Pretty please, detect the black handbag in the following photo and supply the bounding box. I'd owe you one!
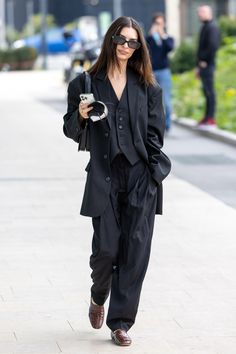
[78,71,91,151]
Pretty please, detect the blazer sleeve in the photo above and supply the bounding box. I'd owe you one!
[63,75,87,143]
[146,84,171,185]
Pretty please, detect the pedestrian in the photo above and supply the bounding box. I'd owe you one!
[146,12,174,132]
[63,16,171,346]
[196,5,220,127]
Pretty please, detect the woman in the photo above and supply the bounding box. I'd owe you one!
[146,12,174,132]
[63,16,171,346]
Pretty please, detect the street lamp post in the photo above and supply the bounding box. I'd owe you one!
[6,0,15,32]
[40,0,48,70]
[26,0,34,37]
[113,0,122,19]
[0,0,6,48]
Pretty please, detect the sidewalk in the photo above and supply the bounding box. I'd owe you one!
[173,116,236,147]
[0,71,236,354]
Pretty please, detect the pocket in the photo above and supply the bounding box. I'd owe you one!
[146,166,157,195]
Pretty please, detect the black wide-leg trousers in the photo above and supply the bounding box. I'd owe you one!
[200,65,216,119]
[89,154,157,331]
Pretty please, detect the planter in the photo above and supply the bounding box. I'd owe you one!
[19,60,35,70]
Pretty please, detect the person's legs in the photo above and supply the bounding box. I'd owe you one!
[200,65,216,121]
[154,69,173,131]
[106,160,157,331]
[90,202,120,306]
[90,157,123,306]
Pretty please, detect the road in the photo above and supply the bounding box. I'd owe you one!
[165,125,236,209]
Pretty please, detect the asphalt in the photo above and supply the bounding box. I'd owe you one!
[0,70,236,354]
[165,123,236,209]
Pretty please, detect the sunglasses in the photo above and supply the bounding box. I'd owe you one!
[112,35,141,50]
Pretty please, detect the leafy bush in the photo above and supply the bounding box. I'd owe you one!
[0,47,37,70]
[173,41,236,133]
[170,40,197,73]
[218,16,236,38]
[21,14,56,37]
[6,26,20,44]
[15,47,37,62]
[2,49,15,64]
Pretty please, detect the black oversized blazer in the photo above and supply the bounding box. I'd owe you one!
[63,67,171,217]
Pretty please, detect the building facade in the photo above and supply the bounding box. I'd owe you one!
[166,0,236,44]
[7,0,165,34]
[4,0,236,42]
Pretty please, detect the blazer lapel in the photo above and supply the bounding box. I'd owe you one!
[92,71,111,130]
[127,67,140,137]
[91,68,140,132]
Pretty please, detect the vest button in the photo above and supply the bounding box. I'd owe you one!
[119,116,123,121]
[104,132,109,137]
[105,176,111,182]
[103,154,108,159]
[118,125,123,129]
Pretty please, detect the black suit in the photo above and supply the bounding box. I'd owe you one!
[197,20,220,67]
[63,68,171,217]
[197,20,220,119]
[63,67,171,331]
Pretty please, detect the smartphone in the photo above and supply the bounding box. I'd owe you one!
[80,93,95,104]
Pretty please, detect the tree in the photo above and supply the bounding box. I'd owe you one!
[21,14,57,37]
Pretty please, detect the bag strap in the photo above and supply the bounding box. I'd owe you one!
[84,71,91,93]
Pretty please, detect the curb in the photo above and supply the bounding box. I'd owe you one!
[173,117,236,148]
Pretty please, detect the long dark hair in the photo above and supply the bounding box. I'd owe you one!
[89,16,155,85]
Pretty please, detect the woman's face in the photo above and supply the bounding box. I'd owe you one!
[115,26,139,62]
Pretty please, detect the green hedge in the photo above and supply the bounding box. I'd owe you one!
[170,40,197,74]
[172,42,236,132]
[0,46,37,70]
[218,16,236,38]
[170,16,236,74]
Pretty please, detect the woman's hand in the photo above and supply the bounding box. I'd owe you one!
[79,102,93,119]
[149,23,158,36]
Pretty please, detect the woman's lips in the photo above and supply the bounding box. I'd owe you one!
[118,49,129,55]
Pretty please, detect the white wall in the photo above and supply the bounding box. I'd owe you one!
[165,0,181,45]
[228,0,236,15]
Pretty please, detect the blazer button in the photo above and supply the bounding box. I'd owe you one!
[105,176,111,182]
[103,154,108,159]
[118,125,123,129]
[104,132,109,137]
[119,116,123,121]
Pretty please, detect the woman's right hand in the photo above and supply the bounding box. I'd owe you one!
[79,101,93,119]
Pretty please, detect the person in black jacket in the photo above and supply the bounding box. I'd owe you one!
[196,5,220,127]
[63,16,171,346]
[146,13,174,131]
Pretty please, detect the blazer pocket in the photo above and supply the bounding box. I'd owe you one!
[85,161,91,172]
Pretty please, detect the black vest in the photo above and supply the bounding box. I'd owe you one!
[108,81,139,165]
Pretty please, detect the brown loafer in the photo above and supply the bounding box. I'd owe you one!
[88,298,104,329]
[111,329,132,346]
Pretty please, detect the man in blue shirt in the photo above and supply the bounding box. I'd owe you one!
[146,13,174,132]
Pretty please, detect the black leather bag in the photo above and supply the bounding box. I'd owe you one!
[78,71,91,151]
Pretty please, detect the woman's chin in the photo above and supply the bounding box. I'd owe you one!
[117,54,130,62]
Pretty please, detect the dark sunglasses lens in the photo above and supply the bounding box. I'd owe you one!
[113,35,140,49]
[113,35,125,45]
[128,41,141,49]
